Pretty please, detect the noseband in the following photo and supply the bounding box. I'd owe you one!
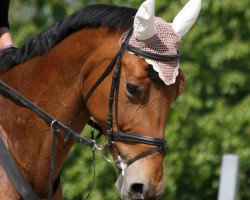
[84,29,180,170]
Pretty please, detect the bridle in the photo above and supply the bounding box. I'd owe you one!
[0,28,180,200]
[84,28,181,173]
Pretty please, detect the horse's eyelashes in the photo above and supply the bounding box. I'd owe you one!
[126,83,142,97]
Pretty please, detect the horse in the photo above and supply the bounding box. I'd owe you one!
[0,0,201,199]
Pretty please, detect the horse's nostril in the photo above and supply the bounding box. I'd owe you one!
[131,183,144,194]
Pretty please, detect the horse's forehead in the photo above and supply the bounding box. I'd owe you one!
[123,53,149,79]
[123,52,147,68]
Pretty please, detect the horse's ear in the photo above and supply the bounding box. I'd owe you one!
[133,0,156,40]
[172,0,202,38]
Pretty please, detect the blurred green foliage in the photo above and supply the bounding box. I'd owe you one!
[8,0,250,199]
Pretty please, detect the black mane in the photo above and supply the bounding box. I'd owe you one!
[0,4,136,70]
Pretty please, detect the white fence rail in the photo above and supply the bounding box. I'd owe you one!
[218,154,240,200]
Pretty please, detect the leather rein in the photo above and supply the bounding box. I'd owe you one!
[0,28,180,200]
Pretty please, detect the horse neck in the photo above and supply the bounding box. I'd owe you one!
[0,27,119,196]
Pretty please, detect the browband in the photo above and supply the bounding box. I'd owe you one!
[123,43,181,62]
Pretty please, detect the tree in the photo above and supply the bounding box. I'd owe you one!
[161,0,250,199]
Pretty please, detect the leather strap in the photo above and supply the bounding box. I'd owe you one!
[0,80,97,149]
[127,146,164,166]
[84,49,122,104]
[84,29,134,105]
[112,132,166,149]
[0,137,61,200]
[124,43,181,62]
[0,137,40,200]
[48,125,57,200]
[111,132,166,165]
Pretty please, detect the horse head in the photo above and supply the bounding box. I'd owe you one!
[84,0,201,199]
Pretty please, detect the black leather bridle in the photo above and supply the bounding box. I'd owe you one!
[84,29,181,170]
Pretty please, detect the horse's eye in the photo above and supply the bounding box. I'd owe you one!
[126,83,142,97]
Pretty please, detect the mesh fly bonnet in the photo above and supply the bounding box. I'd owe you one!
[119,0,201,85]
[120,17,181,85]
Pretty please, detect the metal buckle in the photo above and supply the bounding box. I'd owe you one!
[101,142,117,163]
[50,120,58,132]
[91,140,104,151]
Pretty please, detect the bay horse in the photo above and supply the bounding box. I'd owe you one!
[0,0,201,199]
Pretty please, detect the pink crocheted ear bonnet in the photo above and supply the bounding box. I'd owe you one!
[120,0,201,85]
[120,17,181,85]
